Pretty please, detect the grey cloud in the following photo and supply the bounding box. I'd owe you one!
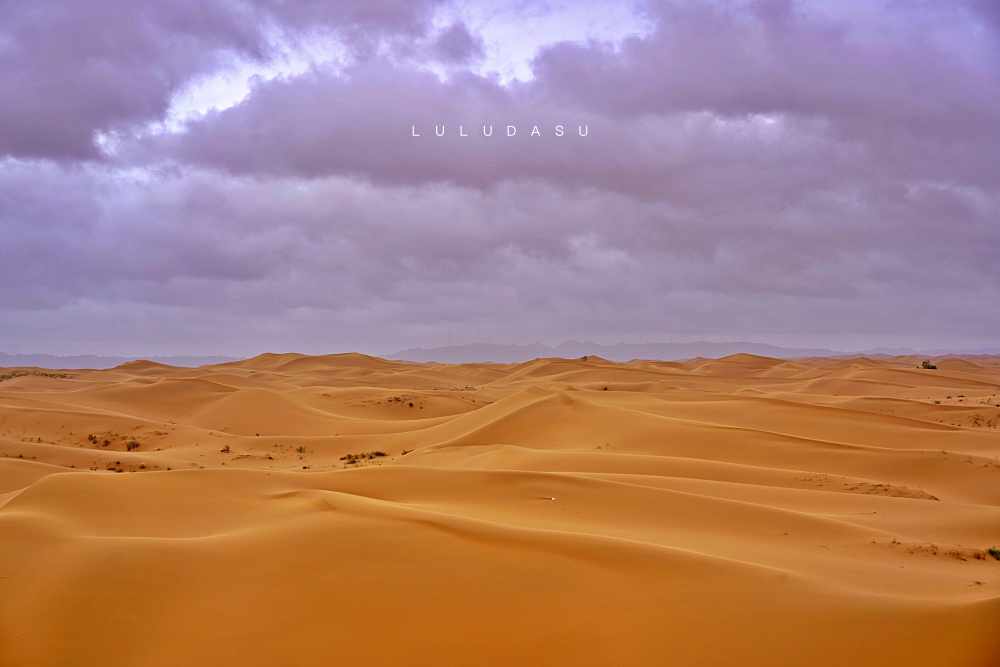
[0,1,263,160]
[154,63,784,200]
[0,0,446,160]
[530,1,1000,180]
[153,0,1000,203]
[1,160,997,351]
[256,0,441,32]
[431,22,485,63]
[967,0,1000,35]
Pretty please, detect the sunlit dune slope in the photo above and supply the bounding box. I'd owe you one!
[1,353,999,666]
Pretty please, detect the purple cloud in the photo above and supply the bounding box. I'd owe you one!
[0,0,998,356]
[431,21,485,63]
[0,0,446,160]
[144,0,999,199]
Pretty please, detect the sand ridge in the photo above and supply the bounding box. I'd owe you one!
[1,353,999,665]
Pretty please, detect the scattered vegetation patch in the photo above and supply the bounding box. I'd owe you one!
[85,432,114,447]
[125,439,140,451]
[920,360,937,370]
[377,394,422,409]
[220,444,231,454]
[968,414,997,429]
[0,370,73,382]
[843,481,939,501]
[340,450,388,464]
[880,540,996,562]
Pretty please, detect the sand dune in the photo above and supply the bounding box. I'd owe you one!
[1,354,999,665]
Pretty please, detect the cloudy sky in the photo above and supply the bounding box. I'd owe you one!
[1,0,998,357]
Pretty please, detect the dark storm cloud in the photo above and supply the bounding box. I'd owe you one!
[0,0,445,160]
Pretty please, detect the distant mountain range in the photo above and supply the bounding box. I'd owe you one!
[386,341,1000,364]
[0,352,237,369]
[3,341,998,370]
[386,341,841,363]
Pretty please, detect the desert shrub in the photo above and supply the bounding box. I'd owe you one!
[988,547,1000,561]
[125,440,140,451]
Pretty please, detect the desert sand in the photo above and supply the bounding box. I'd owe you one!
[1,352,999,666]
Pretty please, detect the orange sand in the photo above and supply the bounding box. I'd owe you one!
[1,352,999,665]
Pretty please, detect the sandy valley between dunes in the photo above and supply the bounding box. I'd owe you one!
[1,352,999,666]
